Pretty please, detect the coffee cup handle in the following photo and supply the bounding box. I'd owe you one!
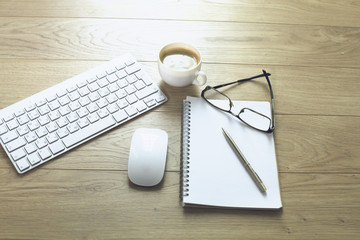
[192,71,207,86]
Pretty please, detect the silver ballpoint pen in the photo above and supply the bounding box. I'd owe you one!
[222,128,267,192]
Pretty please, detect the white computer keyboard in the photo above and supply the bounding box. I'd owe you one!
[0,53,167,174]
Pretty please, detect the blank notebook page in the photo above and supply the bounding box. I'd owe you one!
[181,96,282,209]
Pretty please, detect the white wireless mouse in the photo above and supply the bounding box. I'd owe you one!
[128,128,168,187]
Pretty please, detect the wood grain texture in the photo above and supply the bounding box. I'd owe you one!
[0,18,360,67]
[0,0,359,27]
[0,170,358,239]
[0,0,359,239]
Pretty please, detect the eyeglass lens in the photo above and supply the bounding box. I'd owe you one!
[202,87,232,111]
[203,87,271,132]
[238,108,271,132]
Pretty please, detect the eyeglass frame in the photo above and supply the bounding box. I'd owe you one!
[200,70,275,133]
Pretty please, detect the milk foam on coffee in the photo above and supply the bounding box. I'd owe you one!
[163,54,197,71]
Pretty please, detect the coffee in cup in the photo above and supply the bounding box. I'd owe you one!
[158,43,207,87]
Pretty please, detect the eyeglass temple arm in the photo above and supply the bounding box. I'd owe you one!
[262,70,275,131]
[212,72,271,89]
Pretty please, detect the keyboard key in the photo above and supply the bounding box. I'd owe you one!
[78,87,90,97]
[46,122,58,133]
[3,114,14,122]
[38,105,50,115]
[56,117,69,128]
[77,108,89,118]
[97,109,109,118]
[39,147,52,160]
[28,153,41,165]
[89,92,100,102]
[125,63,140,75]
[16,158,30,171]
[57,128,69,138]
[36,127,48,138]
[98,78,109,88]
[96,99,108,109]
[25,132,37,143]
[25,104,36,112]
[46,133,59,144]
[25,143,37,154]
[136,86,158,100]
[14,109,25,117]
[57,89,67,97]
[59,106,71,116]
[125,106,137,117]
[28,109,40,120]
[48,100,61,111]
[0,125,8,135]
[11,148,26,161]
[87,113,99,123]
[78,118,90,128]
[113,110,128,123]
[28,120,40,131]
[88,82,99,92]
[36,138,48,149]
[69,91,80,101]
[38,116,50,126]
[6,137,26,152]
[49,141,65,155]
[48,111,61,121]
[67,112,79,123]
[36,99,47,107]
[6,119,18,130]
[1,131,18,144]
[17,124,28,136]
[79,97,91,107]
[17,114,30,125]
[59,95,70,106]
[136,101,147,112]
[67,123,80,133]
[86,76,97,84]
[116,69,127,79]
[96,71,107,79]
[62,115,115,148]
[107,74,118,83]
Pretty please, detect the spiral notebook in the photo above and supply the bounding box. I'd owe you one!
[181,96,282,209]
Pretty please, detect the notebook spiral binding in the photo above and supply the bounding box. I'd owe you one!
[180,100,191,198]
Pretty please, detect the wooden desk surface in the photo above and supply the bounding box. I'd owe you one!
[0,1,359,239]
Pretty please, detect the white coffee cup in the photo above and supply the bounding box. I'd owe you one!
[158,43,207,87]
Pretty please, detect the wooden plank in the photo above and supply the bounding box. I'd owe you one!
[1,60,359,116]
[0,170,358,239]
[1,110,359,174]
[0,0,359,27]
[0,18,360,67]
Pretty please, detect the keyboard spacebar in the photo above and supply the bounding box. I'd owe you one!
[62,116,116,148]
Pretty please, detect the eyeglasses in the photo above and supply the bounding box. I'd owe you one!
[201,70,275,133]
